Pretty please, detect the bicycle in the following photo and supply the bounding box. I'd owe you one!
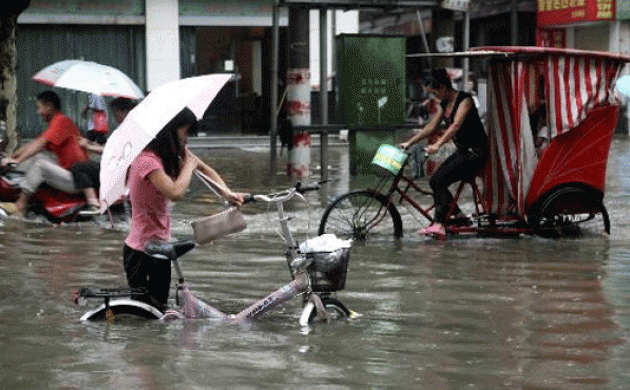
[318,144,512,240]
[75,182,357,325]
[319,142,610,239]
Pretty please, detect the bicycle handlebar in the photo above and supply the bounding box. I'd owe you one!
[247,182,322,204]
[295,181,321,194]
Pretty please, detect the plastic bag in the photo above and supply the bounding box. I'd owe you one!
[299,234,352,253]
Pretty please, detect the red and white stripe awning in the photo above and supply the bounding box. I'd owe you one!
[478,47,626,217]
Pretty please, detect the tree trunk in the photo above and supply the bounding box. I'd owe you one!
[0,1,31,153]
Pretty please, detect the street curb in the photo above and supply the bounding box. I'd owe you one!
[188,133,348,150]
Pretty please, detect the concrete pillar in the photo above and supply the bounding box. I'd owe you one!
[146,0,181,91]
[287,7,311,179]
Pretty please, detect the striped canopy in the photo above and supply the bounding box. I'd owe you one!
[475,47,629,217]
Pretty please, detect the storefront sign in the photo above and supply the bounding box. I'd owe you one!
[537,28,567,47]
[537,0,614,26]
[441,0,471,11]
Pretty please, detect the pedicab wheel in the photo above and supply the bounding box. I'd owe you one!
[301,297,351,325]
[319,190,403,240]
[80,299,163,321]
[528,186,610,237]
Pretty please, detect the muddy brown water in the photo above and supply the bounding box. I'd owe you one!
[1,139,630,389]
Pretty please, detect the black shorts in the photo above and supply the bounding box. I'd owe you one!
[123,244,172,312]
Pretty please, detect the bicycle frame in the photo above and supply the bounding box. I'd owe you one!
[175,186,318,322]
[371,154,512,235]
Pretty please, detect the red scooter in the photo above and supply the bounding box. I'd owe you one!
[0,164,126,223]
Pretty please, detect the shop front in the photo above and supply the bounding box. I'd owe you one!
[536,0,615,49]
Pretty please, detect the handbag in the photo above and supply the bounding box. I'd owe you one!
[191,207,246,244]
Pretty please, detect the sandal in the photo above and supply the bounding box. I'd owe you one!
[0,202,19,216]
[418,224,433,235]
[423,223,446,239]
[78,204,100,216]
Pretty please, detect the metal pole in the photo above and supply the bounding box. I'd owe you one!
[462,10,470,91]
[270,0,280,176]
[320,7,329,182]
[511,0,518,46]
[415,9,432,69]
[415,9,431,54]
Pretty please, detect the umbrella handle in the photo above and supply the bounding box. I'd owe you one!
[194,170,230,204]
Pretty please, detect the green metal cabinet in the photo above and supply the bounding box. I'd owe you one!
[336,34,406,175]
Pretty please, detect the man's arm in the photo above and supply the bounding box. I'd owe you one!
[6,138,47,165]
[77,137,104,155]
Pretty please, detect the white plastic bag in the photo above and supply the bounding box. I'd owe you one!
[299,234,352,254]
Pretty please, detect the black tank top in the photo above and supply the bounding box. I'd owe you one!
[441,91,487,152]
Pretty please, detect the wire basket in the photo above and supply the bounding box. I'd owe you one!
[304,248,350,293]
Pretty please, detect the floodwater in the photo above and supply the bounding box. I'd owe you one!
[2,138,630,390]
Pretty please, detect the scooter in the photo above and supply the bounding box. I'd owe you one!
[0,164,128,223]
[0,120,129,223]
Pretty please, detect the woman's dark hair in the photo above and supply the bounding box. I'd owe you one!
[424,68,452,90]
[110,97,138,112]
[36,90,62,111]
[146,107,198,178]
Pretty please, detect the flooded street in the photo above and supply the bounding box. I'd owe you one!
[2,137,630,389]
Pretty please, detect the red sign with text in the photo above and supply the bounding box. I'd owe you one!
[537,28,567,47]
[537,0,614,26]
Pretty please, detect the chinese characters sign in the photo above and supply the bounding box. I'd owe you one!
[537,0,614,26]
[537,28,567,47]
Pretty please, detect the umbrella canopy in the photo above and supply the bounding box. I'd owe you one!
[98,73,234,212]
[33,60,144,99]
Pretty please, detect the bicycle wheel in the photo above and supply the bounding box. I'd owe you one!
[300,297,351,325]
[528,186,610,237]
[80,299,163,321]
[319,190,403,240]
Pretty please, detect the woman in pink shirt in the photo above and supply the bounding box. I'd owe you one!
[124,107,245,311]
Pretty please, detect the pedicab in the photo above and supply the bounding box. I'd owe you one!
[319,46,630,238]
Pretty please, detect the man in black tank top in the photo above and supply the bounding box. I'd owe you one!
[400,69,488,238]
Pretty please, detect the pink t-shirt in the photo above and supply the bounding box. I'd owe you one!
[125,150,171,251]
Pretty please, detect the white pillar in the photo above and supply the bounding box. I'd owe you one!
[146,0,181,91]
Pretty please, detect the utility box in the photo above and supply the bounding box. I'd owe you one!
[336,34,406,175]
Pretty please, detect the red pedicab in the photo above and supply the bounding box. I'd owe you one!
[319,46,630,239]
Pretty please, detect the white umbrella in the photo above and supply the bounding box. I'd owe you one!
[33,60,144,99]
[98,73,234,212]
[616,74,630,98]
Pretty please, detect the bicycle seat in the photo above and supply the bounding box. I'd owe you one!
[145,240,196,260]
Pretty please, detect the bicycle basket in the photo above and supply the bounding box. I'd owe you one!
[305,248,350,293]
[371,144,408,177]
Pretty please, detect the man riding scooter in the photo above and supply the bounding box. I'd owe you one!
[1,90,95,217]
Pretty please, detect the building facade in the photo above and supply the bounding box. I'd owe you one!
[16,0,358,138]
